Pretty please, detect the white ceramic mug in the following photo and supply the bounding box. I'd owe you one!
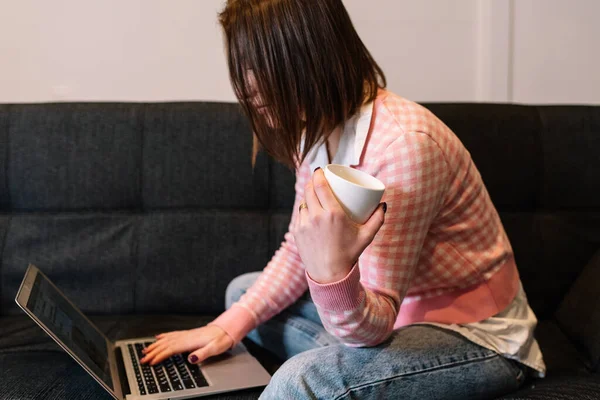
[323,164,385,224]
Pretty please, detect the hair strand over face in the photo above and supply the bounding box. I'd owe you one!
[219,0,386,170]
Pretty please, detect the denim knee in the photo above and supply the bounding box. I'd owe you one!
[260,348,328,400]
[225,272,262,310]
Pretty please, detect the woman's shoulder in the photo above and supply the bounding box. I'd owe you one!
[374,90,443,137]
[366,90,467,170]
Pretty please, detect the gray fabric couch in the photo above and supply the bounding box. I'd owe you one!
[0,102,599,399]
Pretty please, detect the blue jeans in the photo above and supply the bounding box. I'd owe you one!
[226,272,526,400]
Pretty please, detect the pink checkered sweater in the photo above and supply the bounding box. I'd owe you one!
[211,90,520,347]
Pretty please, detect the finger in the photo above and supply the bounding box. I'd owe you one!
[141,344,163,360]
[304,176,324,219]
[141,343,169,363]
[360,203,386,241]
[292,199,303,233]
[188,336,230,364]
[298,195,310,226]
[312,168,343,212]
[141,353,158,364]
[147,342,169,356]
[149,347,176,366]
[145,339,171,356]
[143,340,163,354]
[143,336,171,353]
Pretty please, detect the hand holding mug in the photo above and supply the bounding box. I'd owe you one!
[292,165,386,284]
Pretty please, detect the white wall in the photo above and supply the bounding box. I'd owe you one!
[0,0,598,104]
[512,0,600,104]
[0,0,233,103]
[345,1,480,102]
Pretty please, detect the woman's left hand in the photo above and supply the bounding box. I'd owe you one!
[292,168,386,284]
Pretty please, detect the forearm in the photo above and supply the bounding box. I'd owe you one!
[307,265,398,347]
[212,163,312,344]
[211,230,308,344]
[239,232,309,325]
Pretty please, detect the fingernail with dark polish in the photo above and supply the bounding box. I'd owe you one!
[189,355,198,363]
[383,202,388,214]
[314,167,321,172]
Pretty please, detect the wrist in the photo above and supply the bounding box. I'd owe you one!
[306,263,353,284]
[306,264,364,312]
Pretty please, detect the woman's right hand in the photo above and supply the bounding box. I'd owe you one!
[140,325,233,366]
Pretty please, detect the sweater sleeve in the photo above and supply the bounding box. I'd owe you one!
[210,162,311,344]
[306,132,450,347]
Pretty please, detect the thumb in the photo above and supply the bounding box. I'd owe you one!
[188,335,232,364]
[360,202,386,241]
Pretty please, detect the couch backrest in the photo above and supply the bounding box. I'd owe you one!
[1,102,599,319]
[0,103,285,317]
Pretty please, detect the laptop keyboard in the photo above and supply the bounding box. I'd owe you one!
[127,342,209,395]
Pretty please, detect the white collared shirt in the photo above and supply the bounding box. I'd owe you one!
[302,101,374,171]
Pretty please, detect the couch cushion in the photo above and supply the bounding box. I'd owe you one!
[500,212,600,319]
[0,105,8,209]
[0,315,215,354]
[496,319,599,399]
[534,320,590,374]
[0,216,8,303]
[142,102,269,210]
[0,351,263,400]
[269,162,296,212]
[0,351,113,400]
[136,211,270,315]
[269,213,292,257]
[7,103,143,211]
[556,249,600,371]
[538,106,600,210]
[0,315,268,400]
[1,211,272,317]
[496,320,599,399]
[498,373,600,400]
[1,214,137,316]
[2,102,274,213]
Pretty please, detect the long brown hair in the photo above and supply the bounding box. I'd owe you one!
[219,0,386,169]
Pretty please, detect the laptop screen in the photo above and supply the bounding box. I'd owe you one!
[26,272,114,389]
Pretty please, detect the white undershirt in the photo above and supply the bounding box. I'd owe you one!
[422,283,546,377]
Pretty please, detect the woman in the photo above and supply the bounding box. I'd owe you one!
[142,1,545,398]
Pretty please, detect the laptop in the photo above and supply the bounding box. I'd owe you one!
[15,264,271,400]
